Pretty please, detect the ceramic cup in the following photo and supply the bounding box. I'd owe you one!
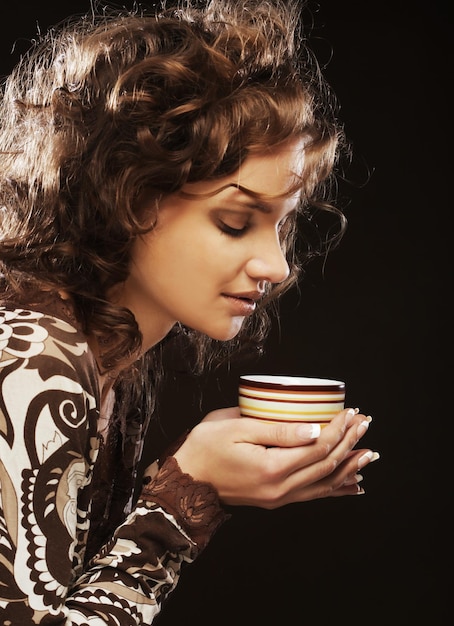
[239,374,345,427]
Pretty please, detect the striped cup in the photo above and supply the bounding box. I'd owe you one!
[239,375,345,427]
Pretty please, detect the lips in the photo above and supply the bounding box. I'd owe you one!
[221,291,263,316]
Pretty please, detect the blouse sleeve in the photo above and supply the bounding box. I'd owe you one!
[0,307,228,625]
[71,457,228,624]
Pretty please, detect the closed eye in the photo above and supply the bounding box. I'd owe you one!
[218,221,251,237]
[215,209,252,238]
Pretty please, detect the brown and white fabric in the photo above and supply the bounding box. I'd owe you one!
[0,298,227,625]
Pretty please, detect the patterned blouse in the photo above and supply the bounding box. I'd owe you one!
[0,297,227,625]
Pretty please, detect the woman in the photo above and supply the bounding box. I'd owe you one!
[0,1,379,624]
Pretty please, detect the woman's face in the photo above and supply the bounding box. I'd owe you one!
[117,138,306,349]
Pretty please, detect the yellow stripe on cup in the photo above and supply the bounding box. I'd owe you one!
[239,374,345,424]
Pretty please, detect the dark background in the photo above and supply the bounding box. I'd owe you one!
[1,2,451,624]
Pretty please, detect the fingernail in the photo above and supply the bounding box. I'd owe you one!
[345,408,356,426]
[357,417,372,438]
[343,473,363,486]
[296,423,321,440]
[357,450,380,469]
[355,485,366,495]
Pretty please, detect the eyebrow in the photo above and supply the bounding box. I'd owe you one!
[178,182,294,213]
[225,183,274,214]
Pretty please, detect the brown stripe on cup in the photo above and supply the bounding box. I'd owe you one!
[239,375,345,425]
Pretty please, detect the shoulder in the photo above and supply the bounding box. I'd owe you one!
[0,300,96,369]
[0,301,99,403]
[0,302,100,460]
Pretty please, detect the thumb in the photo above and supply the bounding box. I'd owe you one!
[240,417,321,448]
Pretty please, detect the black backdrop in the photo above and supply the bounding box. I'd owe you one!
[1,2,451,624]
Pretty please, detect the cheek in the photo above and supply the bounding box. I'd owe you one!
[136,222,237,289]
[151,236,211,296]
[170,228,226,272]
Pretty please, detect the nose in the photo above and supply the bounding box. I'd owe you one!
[245,234,290,285]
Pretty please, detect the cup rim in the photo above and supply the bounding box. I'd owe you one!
[239,374,345,392]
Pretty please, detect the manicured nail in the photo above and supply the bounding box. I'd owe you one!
[345,408,356,426]
[357,417,372,438]
[297,422,321,440]
[343,473,363,486]
[357,450,380,469]
[355,485,366,495]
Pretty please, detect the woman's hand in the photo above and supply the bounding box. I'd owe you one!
[173,407,379,508]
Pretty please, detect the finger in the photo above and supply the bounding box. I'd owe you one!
[309,450,381,499]
[303,408,370,464]
[261,429,378,504]
[341,473,363,487]
[254,407,359,470]
[280,448,380,505]
[241,406,362,447]
[237,416,322,447]
[328,483,366,497]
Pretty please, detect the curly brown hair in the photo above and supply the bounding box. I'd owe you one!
[0,0,347,385]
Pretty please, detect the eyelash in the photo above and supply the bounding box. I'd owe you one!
[218,215,293,239]
[218,221,250,238]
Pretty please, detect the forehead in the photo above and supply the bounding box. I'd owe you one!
[184,138,307,200]
[238,139,306,176]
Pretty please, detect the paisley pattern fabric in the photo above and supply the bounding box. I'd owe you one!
[0,300,227,625]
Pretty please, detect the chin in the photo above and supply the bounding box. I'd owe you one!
[208,322,244,342]
[188,317,245,342]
